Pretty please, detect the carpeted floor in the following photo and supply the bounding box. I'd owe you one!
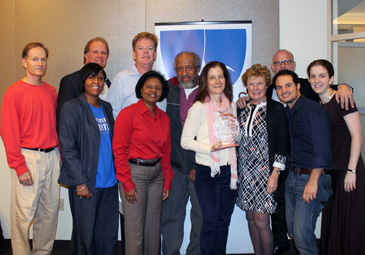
[0,239,302,255]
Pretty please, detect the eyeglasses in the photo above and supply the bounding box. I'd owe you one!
[273,60,294,66]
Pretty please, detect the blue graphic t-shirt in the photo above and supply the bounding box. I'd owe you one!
[89,103,117,188]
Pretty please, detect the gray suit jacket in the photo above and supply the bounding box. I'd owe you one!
[58,94,115,190]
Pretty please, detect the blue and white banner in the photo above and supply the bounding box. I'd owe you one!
[155,21,252,100]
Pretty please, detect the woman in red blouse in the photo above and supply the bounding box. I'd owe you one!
[113,70,173,255]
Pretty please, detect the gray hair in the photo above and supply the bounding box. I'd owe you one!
[173,52,201,71]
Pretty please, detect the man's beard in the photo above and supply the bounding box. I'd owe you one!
[179,75,198,89]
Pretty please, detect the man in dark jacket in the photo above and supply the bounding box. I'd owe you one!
[161,52,203,255]
[56,37,111,130]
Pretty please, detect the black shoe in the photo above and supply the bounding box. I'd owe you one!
[273,243,290,255]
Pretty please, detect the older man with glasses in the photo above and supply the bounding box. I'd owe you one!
[268,49,353,108]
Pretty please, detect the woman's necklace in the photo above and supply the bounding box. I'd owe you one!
[320,89,336,105]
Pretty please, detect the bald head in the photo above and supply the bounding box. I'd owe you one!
[271,49,296,74]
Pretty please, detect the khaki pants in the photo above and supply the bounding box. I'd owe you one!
[10,148,60,255]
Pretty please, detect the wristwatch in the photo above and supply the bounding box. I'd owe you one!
[347,168,356,174]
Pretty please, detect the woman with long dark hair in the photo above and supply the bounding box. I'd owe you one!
[181,61,238,254]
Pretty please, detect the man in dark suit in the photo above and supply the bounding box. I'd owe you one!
[56,37,111,129]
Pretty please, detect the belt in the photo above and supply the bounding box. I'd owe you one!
[291,167,330,175]
[129,158,160,167]
[23,147,56,153]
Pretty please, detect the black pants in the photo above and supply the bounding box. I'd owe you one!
[69,184,119,255]
[120,213,125,255]
[271,169,289,248]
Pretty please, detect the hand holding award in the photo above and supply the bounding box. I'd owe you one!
[212,113,240,150]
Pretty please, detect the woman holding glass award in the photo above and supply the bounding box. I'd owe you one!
[181,61,239,255]
[236,64,288,255]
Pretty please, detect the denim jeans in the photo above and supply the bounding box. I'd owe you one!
[285,171,332,255]
[194,164,237,255]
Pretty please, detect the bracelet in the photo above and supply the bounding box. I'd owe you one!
[274,169,280,175]
[347,168,356,174]
[76,184,86,192]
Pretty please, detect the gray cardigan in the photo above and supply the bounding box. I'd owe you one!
[58,94,115,190]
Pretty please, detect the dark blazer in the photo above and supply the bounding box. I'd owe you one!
[56,70,83,131]
[266,99,289,172]
[237,99,289,172]
[58,94,115,190]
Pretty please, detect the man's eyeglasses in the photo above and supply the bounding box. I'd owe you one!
[273,60,294,66]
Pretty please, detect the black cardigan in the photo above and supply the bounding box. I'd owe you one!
[237,99,289,173]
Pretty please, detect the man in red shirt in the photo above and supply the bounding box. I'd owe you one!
[1,42,60,255]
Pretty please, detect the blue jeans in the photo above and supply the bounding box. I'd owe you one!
[195,164,237,255]
[285,171,332,255]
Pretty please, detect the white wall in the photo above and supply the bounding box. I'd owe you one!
[279,0,328,78]
[279,0,328,239]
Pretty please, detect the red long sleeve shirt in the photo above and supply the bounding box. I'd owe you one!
[113,99,173,192]
[1,80,59,176]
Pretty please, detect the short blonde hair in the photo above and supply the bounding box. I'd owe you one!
[132,32,158,50]
[242,64,271,87]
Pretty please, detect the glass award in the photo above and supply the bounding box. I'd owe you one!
[213,114,240,144]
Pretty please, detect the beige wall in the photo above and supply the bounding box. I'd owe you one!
[0,0,279,105]
[0,1,16,117]
[0,0,279,245]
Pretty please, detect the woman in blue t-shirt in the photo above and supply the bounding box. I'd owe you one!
[58,63,118,255]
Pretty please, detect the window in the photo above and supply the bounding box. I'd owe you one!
[329,0,365,109]
[329,0,365,156]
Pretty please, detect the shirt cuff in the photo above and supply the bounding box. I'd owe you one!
[15,163,29,177]
[122,179,135,193]
[311,157,329,169]
[273,162,285,171]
